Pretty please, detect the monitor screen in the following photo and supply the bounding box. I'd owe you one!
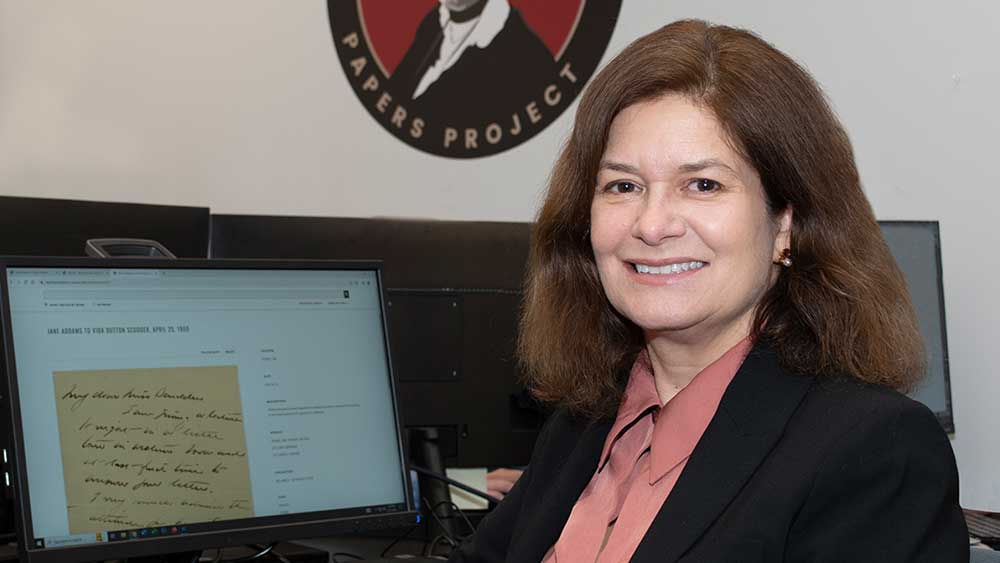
[0,258,416,563]
[879,221,954,432]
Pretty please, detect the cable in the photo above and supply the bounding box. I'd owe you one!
[192,545,281,563]
[380,522,420,558]
[378,496,478,559]
[217,543,276,563]
[422,496,458,556]
[431,500,475,539]
[268,550,292,563]
[425,500,475,560]
[410,465,499,505]
[426,534,457,558]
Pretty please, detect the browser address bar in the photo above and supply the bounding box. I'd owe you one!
[42,289,349,301]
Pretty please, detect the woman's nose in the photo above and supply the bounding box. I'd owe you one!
[632,192,686,245]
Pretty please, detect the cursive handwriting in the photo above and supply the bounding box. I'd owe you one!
[171,479,211,493]
[88,514,141,528]
[191,409,243,424]
[53,365,254,535]
[155,388,204,402]
[84,476,129,488]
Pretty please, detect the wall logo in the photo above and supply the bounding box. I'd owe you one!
[328,0,622,158]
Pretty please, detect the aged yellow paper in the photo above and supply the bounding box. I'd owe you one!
[52,366,253,534]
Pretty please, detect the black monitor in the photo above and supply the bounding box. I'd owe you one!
[879,221,955,432]
[0,257,417,563]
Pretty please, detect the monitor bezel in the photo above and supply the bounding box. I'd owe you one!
[0,256,418,563]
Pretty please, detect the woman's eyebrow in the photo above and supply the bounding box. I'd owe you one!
[599,158,738,176]
[598,160,641,174]
[676,158,738,175]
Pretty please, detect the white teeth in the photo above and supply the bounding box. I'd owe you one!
[633,261,705,275]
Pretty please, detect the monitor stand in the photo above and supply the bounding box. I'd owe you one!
[409,427,456,549]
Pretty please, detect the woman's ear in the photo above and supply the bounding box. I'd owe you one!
[772,206,793,261]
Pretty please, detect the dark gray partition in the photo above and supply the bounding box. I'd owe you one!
[0,196,210,258]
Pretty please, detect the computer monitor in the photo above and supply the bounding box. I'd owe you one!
[879,221,954,432]
[0,257,417,563]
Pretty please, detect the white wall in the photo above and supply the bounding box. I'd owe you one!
[1,1,998,510]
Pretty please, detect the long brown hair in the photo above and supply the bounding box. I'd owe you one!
[519,20,924,419]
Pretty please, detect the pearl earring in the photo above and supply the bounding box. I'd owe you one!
[776,248,792,268]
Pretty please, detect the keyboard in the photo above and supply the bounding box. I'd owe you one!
[966,511,1000,548]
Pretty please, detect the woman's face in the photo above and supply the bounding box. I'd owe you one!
[590,94,791,343]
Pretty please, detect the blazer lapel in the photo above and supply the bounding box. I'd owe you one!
[509,415,613,563]
[631,343,813,563]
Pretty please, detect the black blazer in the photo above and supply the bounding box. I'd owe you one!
[449,344,968,562]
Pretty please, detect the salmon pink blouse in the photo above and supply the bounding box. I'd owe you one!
[542,338,752,562]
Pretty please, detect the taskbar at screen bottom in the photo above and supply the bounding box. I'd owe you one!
[32,502,410,551]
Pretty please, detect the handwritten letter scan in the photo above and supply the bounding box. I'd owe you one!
[52,366,253,534]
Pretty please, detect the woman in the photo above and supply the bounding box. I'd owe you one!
[449,19,968,563]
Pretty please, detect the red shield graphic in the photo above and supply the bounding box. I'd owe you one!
[329,0,622,158]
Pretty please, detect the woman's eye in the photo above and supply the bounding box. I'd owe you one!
[689,178,721,193]
[606,181,638,194]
